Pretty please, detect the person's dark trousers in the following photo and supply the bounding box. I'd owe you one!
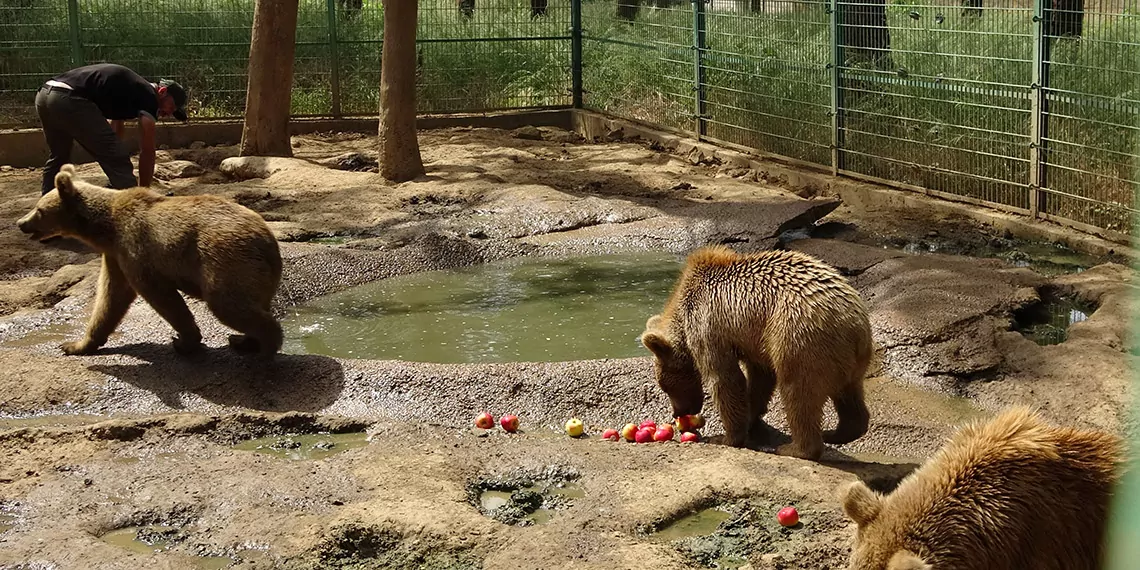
[35,85,137,195]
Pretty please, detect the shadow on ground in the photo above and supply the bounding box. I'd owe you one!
[88,343,345,412]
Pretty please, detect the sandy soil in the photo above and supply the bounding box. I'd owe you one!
[0,126,1134,569]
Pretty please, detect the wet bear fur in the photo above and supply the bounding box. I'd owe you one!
[841,406,1124,570]
[640,245,874,459]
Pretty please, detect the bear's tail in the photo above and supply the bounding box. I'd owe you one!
[54,164,77,194]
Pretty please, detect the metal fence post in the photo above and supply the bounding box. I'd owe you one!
[828,0,844,176]
[323,0,339,117]
[66,0,83,67]
[1028,0,1048,219]
[325,0,342,118]
[692,0,707,139]
[571,0,583,108]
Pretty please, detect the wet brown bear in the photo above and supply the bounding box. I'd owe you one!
[16,164,283,358]
[841,407,1123,570]
[640,245,873,459]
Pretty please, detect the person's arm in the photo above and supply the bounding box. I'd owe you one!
[137,113,156,187]
[109,119,125,140]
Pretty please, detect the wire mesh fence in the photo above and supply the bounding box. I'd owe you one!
[0,0,1135,235]
[582,0,1138,236]
[0,0,573,124]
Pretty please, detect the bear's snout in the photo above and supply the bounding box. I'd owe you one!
[16,213,36,234]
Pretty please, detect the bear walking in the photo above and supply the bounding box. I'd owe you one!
[640,245,873,459]
[16,164,284,358]
[840,407,1123,570]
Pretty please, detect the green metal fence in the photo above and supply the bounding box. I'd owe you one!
[0,0,1136,236]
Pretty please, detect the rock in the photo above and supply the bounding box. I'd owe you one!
[511,126,544,141]
[188,141,207,149]
[219,156,317,180]
[318,151,379,172]
[0,165,12,173]
[154,160,205,181]
[546,129,583,144]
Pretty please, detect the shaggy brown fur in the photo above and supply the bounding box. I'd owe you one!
[840,407,1124,570]
[640,245,873,459]
[16,164,283,358]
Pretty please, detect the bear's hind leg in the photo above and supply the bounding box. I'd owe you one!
[775,369,828,460]
[207,296,283,358]
[823,379,870,445]
[131,279,202,355]
[61,256,137,355]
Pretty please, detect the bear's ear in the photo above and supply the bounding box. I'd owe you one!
[645,314,664,331]
[887,550,930,570]
[840,481,883,526]
[54,168,79,201]
[640,330,673,360]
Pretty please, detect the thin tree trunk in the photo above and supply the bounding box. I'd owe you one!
[378,0,425,182]
[240,0,299,157]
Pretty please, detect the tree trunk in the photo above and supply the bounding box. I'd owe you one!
[240,0,299,157]
[379,0,425,182]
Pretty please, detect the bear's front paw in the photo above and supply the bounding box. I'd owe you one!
[776,442,823,461]
[60,340,96,356]
[171,335,203,355]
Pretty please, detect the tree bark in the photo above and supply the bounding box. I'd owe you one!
[240,0,299,157]
[378,0,425,182]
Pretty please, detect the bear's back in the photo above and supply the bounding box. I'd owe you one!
[887,408,1121,570]
[666,246,867,325]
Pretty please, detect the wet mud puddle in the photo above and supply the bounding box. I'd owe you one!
[653,507,733,541]
[469,468,584,526]
[1013,293,1096,345]
[232,432,369,460]
[281,252,685,363]
[99,525,234,568]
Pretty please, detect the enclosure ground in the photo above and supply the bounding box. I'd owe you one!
[0,126,1134,569]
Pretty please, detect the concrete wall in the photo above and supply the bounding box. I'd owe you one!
[0,109,573,169]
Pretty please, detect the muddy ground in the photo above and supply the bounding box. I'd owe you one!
[0,126,1135,570]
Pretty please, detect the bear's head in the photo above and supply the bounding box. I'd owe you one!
[840,481,931,570]
[639,314,703,417]
[17,165,109,245]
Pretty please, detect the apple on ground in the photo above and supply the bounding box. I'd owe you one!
[680,431,700,443]
[777,506,799,527]
[474,412,495,430]
[675,414,705,432]
[653,424,675,442]
[602,428,620,441]
[621,423,639,442]
[634,428,654,443]
[500,414,520,433]
[565,418,585,437]
[639,420,657,432]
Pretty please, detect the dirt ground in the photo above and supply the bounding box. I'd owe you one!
[0,126,1134,570]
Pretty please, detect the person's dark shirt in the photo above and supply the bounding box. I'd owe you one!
[52,63,159,121]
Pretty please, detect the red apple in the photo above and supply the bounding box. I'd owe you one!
[474,412,495,430]
[620,423,639,442]
[675,414,705,432]
[680,431,700,444]
[777,506,799,527]
[500,414,520,433]
[653,425,675,442]
[602,428,620,441]
[635,428,654,443]
[639,420,657,432]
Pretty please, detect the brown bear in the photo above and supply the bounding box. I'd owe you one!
[640,245,873,459]
[840,407,1123,570]
[16,164,283,358]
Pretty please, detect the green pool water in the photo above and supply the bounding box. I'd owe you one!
[281,252,685,363]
